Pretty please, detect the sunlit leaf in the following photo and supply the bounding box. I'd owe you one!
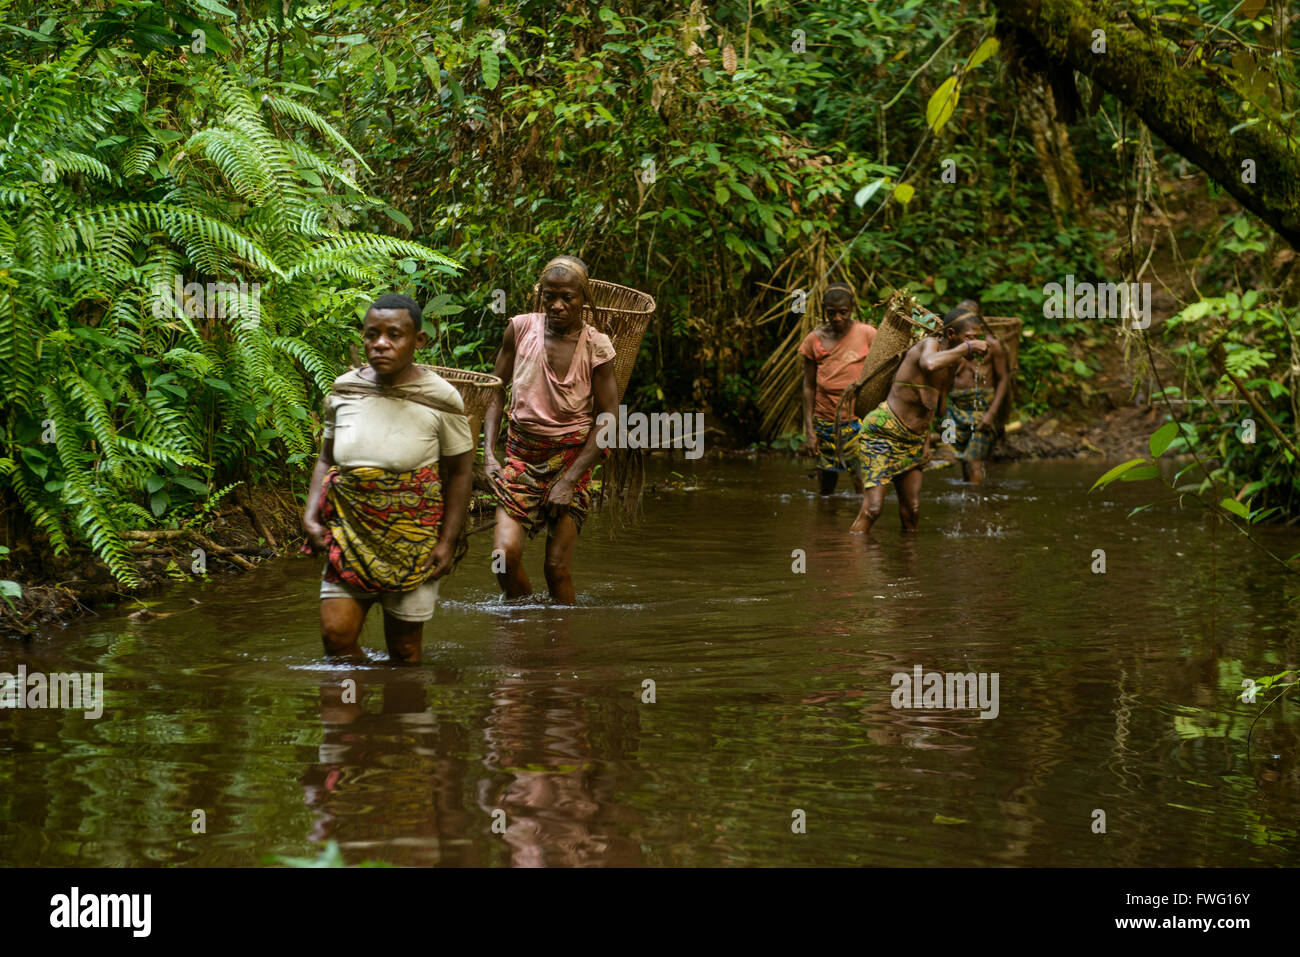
[1148,421,1178,457]
[1220,497,1250,518]
[966,37,999,69]
[1090,457,1148,491]
[925,76,959,132]
[420,54,441,92]
[1120,464,1160,482]
[933,814,968,825]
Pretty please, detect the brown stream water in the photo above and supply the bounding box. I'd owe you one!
[1,458,1297,866]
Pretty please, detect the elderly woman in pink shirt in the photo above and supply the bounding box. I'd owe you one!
[482,256,618,604]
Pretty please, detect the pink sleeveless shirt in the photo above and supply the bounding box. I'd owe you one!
[508,313,616,437]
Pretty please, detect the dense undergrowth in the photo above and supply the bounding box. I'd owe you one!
[1,0,1296,591]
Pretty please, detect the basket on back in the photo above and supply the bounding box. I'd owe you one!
[981,316,1022,426]
[836,290,931,422]
[580,280,656,402]
[425,365,503,443]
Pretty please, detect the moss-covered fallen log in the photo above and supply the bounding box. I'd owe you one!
[992,0,1300,248]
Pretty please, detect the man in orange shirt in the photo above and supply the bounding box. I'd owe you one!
[799,283,877,494]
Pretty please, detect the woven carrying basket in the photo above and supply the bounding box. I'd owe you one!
[981,316,1022,426]
[424,365,503,442]
[839,290,933,420]
[580,279,656,402]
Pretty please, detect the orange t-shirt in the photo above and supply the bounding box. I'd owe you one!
[798,321,877,421]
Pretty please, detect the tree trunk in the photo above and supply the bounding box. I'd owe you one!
[1015,71,1084,229]
[992,0,1300,249]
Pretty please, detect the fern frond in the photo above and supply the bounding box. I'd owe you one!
[46,149,116,183]
[310,234,460,271]
[263,93,372,173]
[65,373,123,478]
[2,459,71,555]
[113,436,206,469]
[62,203,285,277]
[121,138,158,178]
[271,335,334,393]
[184,127,276,204]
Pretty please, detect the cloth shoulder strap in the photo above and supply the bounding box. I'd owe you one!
[331,375,464,416]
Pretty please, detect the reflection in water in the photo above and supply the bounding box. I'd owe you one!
[477,616,641,867]
[303,673,480,865]
[297,616,641,866]
[1,459,1297,867]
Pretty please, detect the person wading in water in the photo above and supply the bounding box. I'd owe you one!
[944,300,1008,484]
[302,294,475,663]
[849,308,986,534]
[800,283,877,494]
[483,256,618,604]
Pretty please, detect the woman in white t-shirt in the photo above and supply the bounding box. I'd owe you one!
[302,294,474,663]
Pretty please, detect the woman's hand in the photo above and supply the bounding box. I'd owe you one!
[804,430,819,456]
[302,517,329,553]
[484,455,504,485]
[545,478,576,510]
[423,540,455,580]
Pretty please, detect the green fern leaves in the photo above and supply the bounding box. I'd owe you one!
[0,52,458,584]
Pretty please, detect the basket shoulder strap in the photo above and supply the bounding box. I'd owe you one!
[331,382,465,416]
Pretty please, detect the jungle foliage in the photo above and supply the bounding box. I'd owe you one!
[1,0,1297,584]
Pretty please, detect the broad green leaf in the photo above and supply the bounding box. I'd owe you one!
[730,180,755,201]
[150,490,170,517]
[192,0,237,16]
[893,183,915,204]
[0,581,21,599]
[480,47,500,89]
[420,54,441,91]
[173,476,209,495]
[966,37,999,69]
[1120,465,1160,482]
[1148,421,1179,457]
[1220,497,1249,518]
[925,76,959,132]
[384,207,413,231]
[714,183,730,205]
[383,56,397,92]
[1090,457,1148,491]
[1238,480,1266,499]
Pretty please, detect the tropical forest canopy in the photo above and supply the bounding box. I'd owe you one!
[1,0,1297,582]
